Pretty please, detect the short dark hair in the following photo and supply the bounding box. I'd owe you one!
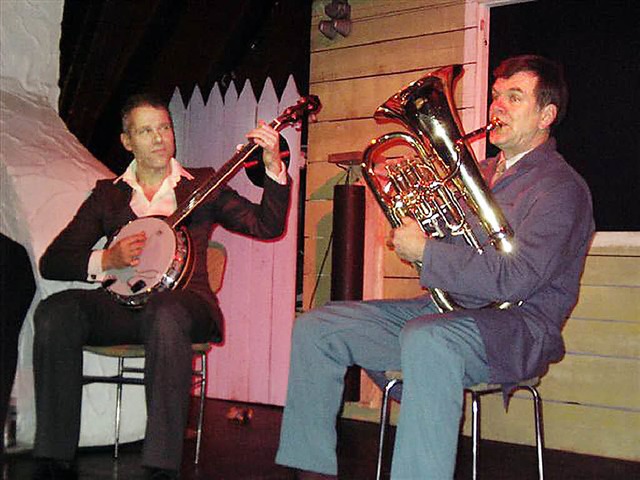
[493,55,568,127]
[120,93,170,133]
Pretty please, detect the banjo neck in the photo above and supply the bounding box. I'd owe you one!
[166,95,321,228]
[166,118,282,229]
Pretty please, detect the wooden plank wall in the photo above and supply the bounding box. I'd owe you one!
[305,0,476,310]
[453,236,640,461]
[306,0,639,462]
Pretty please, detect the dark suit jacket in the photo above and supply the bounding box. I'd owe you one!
[420,138,594,384]
[39,167,291,342]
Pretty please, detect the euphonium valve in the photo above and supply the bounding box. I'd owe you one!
[361,65,515,312]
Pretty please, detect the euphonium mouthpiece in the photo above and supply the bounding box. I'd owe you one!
[487,116,503,131]
[458,117,504,144]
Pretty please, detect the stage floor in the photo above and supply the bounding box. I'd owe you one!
[3,398,638,479]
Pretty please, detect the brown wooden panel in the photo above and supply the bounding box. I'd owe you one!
[311,1,468,52]
[362,195,387,300]
[356,371,384,409]
[343,395,640,461]
[384,244,420,278]
[303,199,334,243]
[563,317,640,358]
[572,285,640,322]
[461,396,640,461]
[302,271,332,311]
[540,355,640,410]
[383,277,427,299]
[590,245,640,256]
[582,254,640,286]
[301,193,332,305]
[303,232,333,278]
[307,117,395,166]
[312,0,465,22]
[310,30,468,83]
[305,161,351,201]
[588,232,640,256]
[311,66,475,122]
[303,202,333,274]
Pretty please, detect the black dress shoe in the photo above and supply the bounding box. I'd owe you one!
[32,459,78,480]
[145,467,179,479]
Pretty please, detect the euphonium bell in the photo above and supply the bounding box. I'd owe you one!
[361,65,514,312]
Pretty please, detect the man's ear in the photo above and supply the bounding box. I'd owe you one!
[539,104,558,130]
[120,132,133,152]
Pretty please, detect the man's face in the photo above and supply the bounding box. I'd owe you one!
[488,71,556,158]
[120,105,175,173]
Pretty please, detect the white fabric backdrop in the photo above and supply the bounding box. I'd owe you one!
[0,81,147,448]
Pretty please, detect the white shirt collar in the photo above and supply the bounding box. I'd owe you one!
[114,157,194,187]
[501,148,533,170]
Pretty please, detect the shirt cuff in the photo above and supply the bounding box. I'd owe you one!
[265,166,288,185]
[87,250,107,282]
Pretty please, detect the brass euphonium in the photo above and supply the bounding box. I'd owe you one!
[361,65,514,312]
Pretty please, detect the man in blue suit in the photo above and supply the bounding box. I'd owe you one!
[276,55,594,479]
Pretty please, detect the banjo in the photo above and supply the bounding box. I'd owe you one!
[104,95,321,307]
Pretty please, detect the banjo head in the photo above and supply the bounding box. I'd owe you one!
[105,217,191,306]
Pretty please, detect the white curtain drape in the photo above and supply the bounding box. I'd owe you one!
[1,82,147,448]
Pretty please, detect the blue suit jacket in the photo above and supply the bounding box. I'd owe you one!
[421,138,594,384]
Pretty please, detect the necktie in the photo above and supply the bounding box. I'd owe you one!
[490,156,507,187]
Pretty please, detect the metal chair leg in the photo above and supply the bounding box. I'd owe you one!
[194,351,207,465]
[373,376,544,480]
[85,345,210,465]
[521,385,544,479]
[114,356,125,459]
[471,392,481,480]
[376,378,402,480]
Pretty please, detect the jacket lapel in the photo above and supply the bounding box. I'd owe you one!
[174,172,199,206]
[492,139,557,191]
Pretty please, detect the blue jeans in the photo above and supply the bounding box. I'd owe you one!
[276,296,490,479]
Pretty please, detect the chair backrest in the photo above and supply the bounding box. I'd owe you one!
[206,241,227,293]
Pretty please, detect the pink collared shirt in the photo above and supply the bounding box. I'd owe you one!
[87,158,191,281]
[117,157,194,218]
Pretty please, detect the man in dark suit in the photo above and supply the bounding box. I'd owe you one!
[276,55,594,479]
[32,94,290,479]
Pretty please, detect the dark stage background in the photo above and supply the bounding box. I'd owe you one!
[58,0,312,175]
[57,0,638,231]
[490,0,639,231]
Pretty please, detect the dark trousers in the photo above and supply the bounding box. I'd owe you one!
[32,288,216,471]
[1,234,36,457]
